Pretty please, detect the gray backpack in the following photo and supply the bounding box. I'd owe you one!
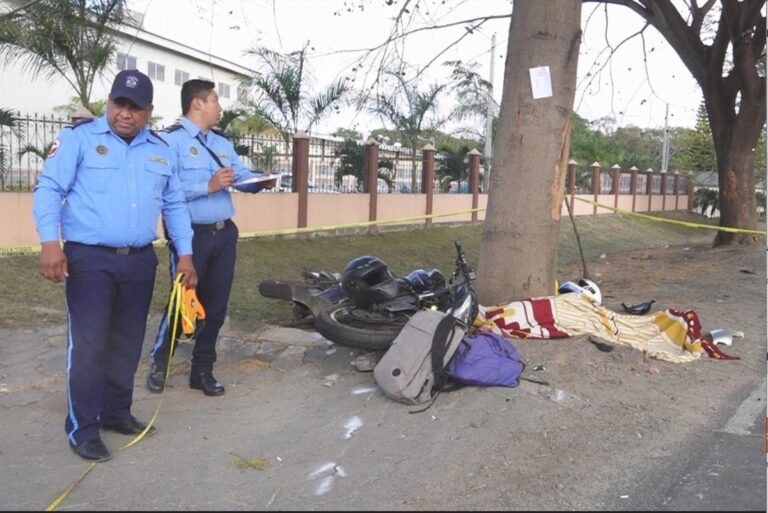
[373,309,466,407]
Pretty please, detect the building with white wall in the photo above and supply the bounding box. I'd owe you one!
[0,7,254,127]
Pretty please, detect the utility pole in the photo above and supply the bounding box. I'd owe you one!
[482,33,496,192]
[661,103,670,172]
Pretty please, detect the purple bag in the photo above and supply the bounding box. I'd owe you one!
[446,332,525,387]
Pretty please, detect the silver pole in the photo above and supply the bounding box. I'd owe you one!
[482,33,496,192]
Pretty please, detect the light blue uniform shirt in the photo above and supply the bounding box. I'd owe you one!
[161,117,266,224]
[32,115,194,254]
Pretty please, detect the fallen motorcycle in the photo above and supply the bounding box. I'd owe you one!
[258,240,478,351]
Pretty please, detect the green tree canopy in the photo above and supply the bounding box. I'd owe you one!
[0,0,126,111]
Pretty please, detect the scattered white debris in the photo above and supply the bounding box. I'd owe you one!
[343,415,363,439]
[350,385,377,395]
[276,456,282,462]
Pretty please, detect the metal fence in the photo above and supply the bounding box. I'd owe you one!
[1,112,687,195]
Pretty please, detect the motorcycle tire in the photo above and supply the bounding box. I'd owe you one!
[314,303,410,351]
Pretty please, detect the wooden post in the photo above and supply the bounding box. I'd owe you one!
[673,172,681,210]
[467,149,481,222]
[567,159,577,214]
[687,173,695,211]
[611,163,621,209]
[629,165,639,213]
[422,143,435,228]
[364,137,379,230]
[591,161,601,215]
[292,131,310,229]
[660,171,668,211]
[645,168,654,211]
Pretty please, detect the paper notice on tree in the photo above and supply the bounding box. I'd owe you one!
[529,66,553,99]
[232,174,280,187]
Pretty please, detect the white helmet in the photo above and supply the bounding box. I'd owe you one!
[558,278,602,305]
[577,278,602,305]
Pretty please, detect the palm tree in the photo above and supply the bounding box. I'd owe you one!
[333,138,394,192]
[369,70,448,192]
[218,109,282,171]
[0,0,126,111]
[238,42,350,150]
[435,143,473,193]
[0,108,23,190]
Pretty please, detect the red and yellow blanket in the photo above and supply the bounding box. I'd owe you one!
[474,293,710,363]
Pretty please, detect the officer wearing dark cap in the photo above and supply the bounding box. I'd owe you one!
[33,69,198,462]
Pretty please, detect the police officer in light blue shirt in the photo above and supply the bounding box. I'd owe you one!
[33,69,198,463]
[146,79,275,397]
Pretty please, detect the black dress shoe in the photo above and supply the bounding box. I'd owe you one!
[102,417,157,436]
[146,363,166,394]
[189,372,226,396]
[71,438,111,462]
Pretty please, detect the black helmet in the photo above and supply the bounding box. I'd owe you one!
[342,256,398,307]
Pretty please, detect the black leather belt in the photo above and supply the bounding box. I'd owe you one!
[192,219,232,232]
[66,242,153,255]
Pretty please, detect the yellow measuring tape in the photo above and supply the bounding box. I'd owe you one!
[45,275,200,511]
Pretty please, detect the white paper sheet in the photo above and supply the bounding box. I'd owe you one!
[529,66,553,99]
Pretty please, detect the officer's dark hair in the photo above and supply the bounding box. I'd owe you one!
[181,79,216,115]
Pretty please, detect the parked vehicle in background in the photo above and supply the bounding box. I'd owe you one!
[274,172,315,192]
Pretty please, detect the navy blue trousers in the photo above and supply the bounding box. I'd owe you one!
[63,243,157,446]
[150,221,238,375]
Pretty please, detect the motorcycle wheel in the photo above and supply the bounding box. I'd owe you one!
[314,303,409,351]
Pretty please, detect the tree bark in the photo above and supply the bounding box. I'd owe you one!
[476,0,582,306]
[602,0,766,246]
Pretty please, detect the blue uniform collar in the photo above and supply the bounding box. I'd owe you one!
[92,114,157,145]
[180,117,211,143]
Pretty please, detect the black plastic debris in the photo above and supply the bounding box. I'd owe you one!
[621,300,656,315]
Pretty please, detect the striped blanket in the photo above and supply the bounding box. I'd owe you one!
[475,292,704,363]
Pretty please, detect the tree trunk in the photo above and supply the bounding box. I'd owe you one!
[710,92,763,245]
[476,0,582,306]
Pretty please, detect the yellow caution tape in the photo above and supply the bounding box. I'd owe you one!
[237,207,485,239]
[45,275,188,511]
[571,197,767,235]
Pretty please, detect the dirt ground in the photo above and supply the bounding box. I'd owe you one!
[1,239,765,510]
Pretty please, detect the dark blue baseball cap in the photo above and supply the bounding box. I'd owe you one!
[110,69,153,108]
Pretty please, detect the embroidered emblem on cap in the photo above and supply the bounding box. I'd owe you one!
[126,76,139,88]
[96,144,108,155]
[190,146,198,155]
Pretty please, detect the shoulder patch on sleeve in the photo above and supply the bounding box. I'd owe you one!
[47,138,62,157]
[148,129,170,146]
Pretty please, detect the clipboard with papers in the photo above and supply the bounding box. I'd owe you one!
[232,174,280,187]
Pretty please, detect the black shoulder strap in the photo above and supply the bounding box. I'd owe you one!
[194,133,224,169]
[430,314,457,392]
[409,314,461,414]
